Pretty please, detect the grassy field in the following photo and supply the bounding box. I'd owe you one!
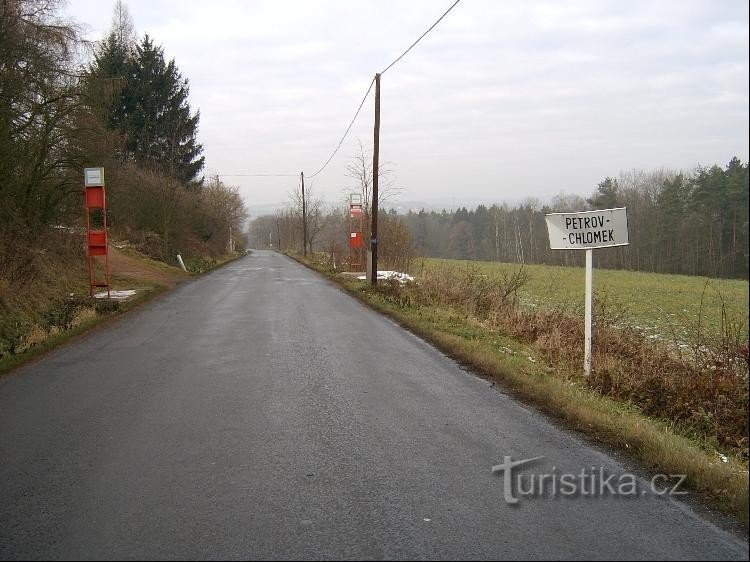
[421,258,749,349]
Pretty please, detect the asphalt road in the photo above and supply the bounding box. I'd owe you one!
[1,251,747,560]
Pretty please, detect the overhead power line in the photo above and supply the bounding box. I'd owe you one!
[220,1,461,182]
[307,0,461,179]
[308,77,376,179]
[218,173,298,177]
[380,0,462,75]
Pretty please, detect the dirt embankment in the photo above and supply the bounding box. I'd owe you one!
[108,246,190,289]
[0,245,191,371]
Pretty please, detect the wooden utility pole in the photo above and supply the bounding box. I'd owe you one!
[301,171,307,256]
[370,73,381,286]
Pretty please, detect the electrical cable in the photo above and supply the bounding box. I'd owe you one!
[219,0,461,180]
[308,77,376,178]
[218,174,298,177]
[380,0,461,75]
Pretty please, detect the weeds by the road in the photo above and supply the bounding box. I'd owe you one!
[295,253,749,525]
[377,263,749,457]
[425,258,749,352]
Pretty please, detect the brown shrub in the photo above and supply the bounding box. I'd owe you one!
[373,264,750,457]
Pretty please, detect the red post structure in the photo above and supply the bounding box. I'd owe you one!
[348,193,365,271]
[84,167,110,298]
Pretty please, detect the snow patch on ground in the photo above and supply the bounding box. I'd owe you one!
[356,271,415,283]
[94,290,137,300]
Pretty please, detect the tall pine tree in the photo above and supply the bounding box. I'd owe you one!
[87,31,130,130]
[587,177,620,209]
[124,35,204,184]
[86,1,134,131]
[88,6,205,186]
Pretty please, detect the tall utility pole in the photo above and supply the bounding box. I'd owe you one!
[370,73,381,286]
[301,171,308,256]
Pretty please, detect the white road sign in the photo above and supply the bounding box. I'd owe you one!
[545,207,629,250]
[84,167,105,187]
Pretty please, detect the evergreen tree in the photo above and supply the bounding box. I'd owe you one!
[656,174,687,273]
[87,31,130,130]
[88,21,205,185]
[124,35,205,184]
[724,157,749,276]
[587,177,620,209]
[85,2,135,130]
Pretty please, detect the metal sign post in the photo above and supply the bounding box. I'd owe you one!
[584,248,593,375]
[84,167,110,298]
[545,207,629,376]
[348,193,365,271]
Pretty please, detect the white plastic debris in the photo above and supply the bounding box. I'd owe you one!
[94,290,137,300]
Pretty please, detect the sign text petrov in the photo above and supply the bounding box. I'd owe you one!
[545,208,629,250]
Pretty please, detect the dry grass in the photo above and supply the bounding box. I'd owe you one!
[295,253,750,524]
[383,263,749,457]
[421,329,748,523]
[1,234,242,376]
[0,232,186,373]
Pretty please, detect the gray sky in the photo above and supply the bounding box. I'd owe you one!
[65,0,749,210]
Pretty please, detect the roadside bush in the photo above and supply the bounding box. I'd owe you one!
[393,263,529,317]
[94,299,120,314]
[43,298,84,331]
[372,264,749,457]
[378,214,416,273]
[183,256,218,273]
[0,310,29,358]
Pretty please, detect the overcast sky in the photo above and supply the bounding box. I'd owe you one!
[64,0,749,211]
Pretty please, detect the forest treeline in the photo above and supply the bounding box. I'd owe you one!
[0,0,246,288]
[402,160,748,278]
[252,157,748,279]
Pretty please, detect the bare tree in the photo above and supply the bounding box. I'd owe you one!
[0,0,84,282]
[200,176,247,253]
[111,0,136,53]
[318,204,348,268]
[379,212,416,272]
[344,138,401,218]
[550,192,588,212]
[289,179,325,255]
[306,198,324,254]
